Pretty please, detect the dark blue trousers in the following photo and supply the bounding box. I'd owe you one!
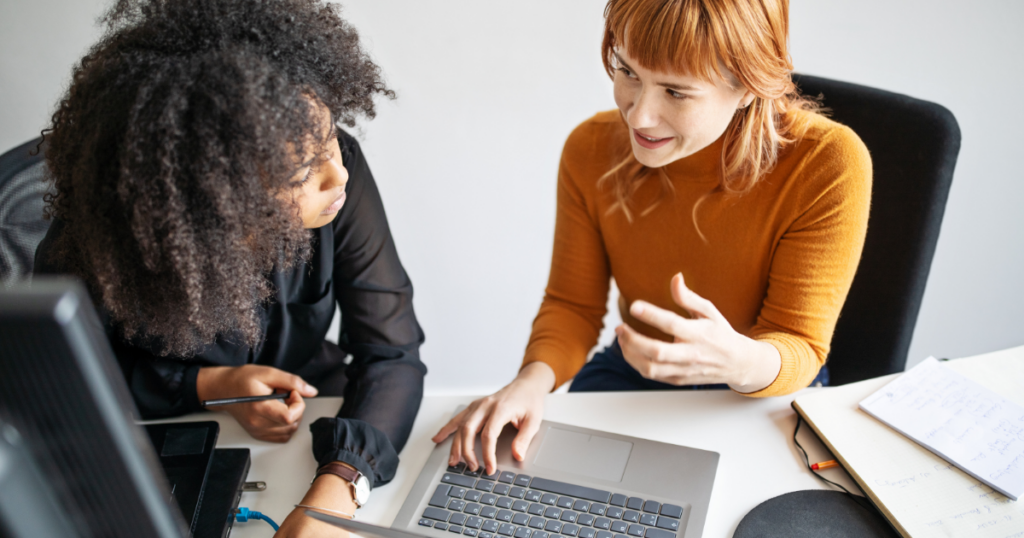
[568,339,829,392]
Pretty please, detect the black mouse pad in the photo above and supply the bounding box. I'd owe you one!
[734,490,900,538]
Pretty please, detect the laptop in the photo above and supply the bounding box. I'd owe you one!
[389,417,719,538]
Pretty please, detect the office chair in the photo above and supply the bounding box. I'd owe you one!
[792,74,961,385]
[0,136,49,287]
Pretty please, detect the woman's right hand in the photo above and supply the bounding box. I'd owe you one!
[432,362,556,475]
[197,364,319,443]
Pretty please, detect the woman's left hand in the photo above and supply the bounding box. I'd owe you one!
[616,273,781,393]
[274,471,357,537]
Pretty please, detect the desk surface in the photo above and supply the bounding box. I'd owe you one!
[155,389,860,538]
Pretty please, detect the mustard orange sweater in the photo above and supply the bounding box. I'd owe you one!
[522,110,872,397]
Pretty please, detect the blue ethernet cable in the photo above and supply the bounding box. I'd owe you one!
[235,507,280,531]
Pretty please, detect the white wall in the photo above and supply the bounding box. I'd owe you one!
[1,0,1021,395]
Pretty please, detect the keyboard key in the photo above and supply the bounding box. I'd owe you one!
[480,533,494,538]
[528,503,545,516]
[481,494,498,506]
[525,490,542,502]
[425,508,452,522]
[466,504,483,516]
[644,528,675,538]
[449,462,468,473]
[541,494,558,505]
[465,468,483,478]
[625,498,643,511]
[560,511,578,523]
[482,520,500,533]
[606,507,623,520]
[496,510,514,523]
[466,517,484,529]
[593,518,611,530]
[562,524,580,537]
[513,514,530,525]
[512,500,530,512]
[498,523,516,536]
[452,514,469,526]
[444,474,478,488]
[577,514,596,527]
[626,525,644,537]
[450,487,468,499]
[449,500,468,512]
[545,521,563,533]
[556,497,573,509]
[639,514,656,526]
[642,501,659,515]
[451,526,465,534]
[529,516,546,529]
[509,487,527,499]
[615,534,629,538]
[610,495,627,507]
[477,481,496,492]
[659,505,682,520]
[578,528,596,538]
[466,490,484,502]
[465,530,479,537]
[654,517,679,532]
[499,471,517,484]
[596,532,613,538]
[420,519,434,527]
[436,523,449,531]
[515,527,533,538]
[544,507,562,519]
[483,470,501,481]
[493,484,512,496]
[481,507,498,519]
[497,497,515,509]
[534,532,550,538]
[530,478,612,504]
[589,505,607,516]
[515,475,532,487]
[622,511,639,523]
[573,501,590,512]
[431,486,453,507]
[610,521,628,533]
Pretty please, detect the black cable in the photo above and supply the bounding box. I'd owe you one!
[793,415,875,512]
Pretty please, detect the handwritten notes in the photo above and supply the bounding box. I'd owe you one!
[860,356,1024,501]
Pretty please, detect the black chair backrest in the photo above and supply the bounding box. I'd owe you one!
[792,74,961,384]
[0,137,50,288]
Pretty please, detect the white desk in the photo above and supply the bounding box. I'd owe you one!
[157,390,861,538]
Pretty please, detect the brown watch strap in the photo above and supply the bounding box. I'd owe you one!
[316,462,360,484]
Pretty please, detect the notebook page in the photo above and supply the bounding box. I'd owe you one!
[793,345,1024,538]
[859,357,1024,501]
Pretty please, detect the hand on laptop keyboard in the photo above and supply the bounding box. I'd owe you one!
[431,362,556,474]
[420,465,685,538]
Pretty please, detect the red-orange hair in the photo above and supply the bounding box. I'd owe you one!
[599,0,821,224]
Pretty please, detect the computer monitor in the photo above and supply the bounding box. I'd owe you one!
[0,278,188,538]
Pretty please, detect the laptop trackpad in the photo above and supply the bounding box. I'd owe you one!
[533,427,633,482]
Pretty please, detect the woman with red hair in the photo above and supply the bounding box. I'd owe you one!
[436,0,871,474]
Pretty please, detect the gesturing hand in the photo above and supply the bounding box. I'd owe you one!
[616,273,781,393]
[197,364,319,443]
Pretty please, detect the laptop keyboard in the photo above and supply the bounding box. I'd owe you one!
[417,463,684,538]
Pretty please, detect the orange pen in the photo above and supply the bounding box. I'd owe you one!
[811,460,839,470]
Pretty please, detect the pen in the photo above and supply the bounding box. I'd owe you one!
[811,459,838,470]
[203,392,289,407]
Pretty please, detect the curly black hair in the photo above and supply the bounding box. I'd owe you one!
[42,0,394,356]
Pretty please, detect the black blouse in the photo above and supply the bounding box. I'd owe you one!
[34,130,426,489]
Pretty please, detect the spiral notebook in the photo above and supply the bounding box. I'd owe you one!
[793,345,1024,538]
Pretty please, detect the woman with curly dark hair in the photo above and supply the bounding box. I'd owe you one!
[33,0,423,534]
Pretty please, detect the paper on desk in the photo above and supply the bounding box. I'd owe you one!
[859,356,1024,501]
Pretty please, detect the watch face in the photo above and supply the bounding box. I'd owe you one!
[354,474,371,506]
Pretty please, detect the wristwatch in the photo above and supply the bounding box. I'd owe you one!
[315,462,371,507]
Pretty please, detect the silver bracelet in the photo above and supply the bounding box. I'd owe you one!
[295,503,356,520]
